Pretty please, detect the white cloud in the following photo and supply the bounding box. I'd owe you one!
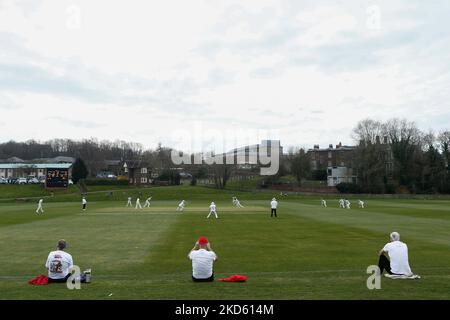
[0,0,449,151]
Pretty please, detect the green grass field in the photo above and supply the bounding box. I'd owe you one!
[1,186,449,300]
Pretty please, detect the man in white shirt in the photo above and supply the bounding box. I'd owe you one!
[378,232,414,276]
[234,197,244,208]
[358,199,365,208]
[188,236,217,282]
[46,239,73,283]
[144,196,152,208]
[321,199,327,208]
[45,239,90,283]
[339,199,345,208]
[82,197,87,211]
[270,198,278,217]
[177,200,186,212]
[36,198,44,214]
[135,197,142,210]
[345,199,351,209]
[207,202,218,218]
[126,196,132,207]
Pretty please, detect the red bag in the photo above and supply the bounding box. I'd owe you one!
[219,275,248,282]
[29,275,49,285]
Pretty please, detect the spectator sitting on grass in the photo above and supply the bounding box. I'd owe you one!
[188,237,217,282]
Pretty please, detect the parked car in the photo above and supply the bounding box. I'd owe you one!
[28,177,39,184]
[8,177,18,184]
[16,177,28,185]
[0,177,7,184]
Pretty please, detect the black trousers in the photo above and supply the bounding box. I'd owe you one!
[192,274,214,282]
[82,204,86,210]
[271,209,277,217]
[378,255,393,275]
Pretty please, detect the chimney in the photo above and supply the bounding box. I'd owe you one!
[314,144,319,150]
[329,144,333,149]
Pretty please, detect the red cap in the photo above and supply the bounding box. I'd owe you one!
[198,236,208,245]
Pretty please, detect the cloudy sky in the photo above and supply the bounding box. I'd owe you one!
[1,0,450,153]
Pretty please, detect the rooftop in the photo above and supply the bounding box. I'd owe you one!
[0,163,73,169]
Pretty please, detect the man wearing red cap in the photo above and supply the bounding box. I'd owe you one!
[188,236,217,282]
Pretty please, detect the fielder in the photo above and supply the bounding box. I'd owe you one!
[207,202,218,219]
[339,199,345,208]
[36,198,44,214]
[126,196,132,207]
[144,196,152,208]
[270,198,278,217]
[135,197,142,209]
[177,200,186,212]
[321,199,327,208]
[82,197,87,211]
[358,199,365,208]
[345,199,351,209]
[234,197,244,208]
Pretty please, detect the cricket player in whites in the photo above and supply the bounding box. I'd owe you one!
[207,202,218,219]
[82,197,87,212]
[144,196,152,208]
[270,198,278,217]
[233,197,244,208]
[358,199,365,208]
[320,199,327,208]
[135,197,142,210]
[339,199,345,208]
[345,199,351,209]
[177,200,186,212]
[36,198,44,214]
[126,196,132,207]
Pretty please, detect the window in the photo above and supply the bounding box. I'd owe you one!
[328,152,332,158]
[141,177,147,183]
[141,167,148,174]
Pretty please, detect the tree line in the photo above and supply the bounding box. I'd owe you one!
[1,117,449,194]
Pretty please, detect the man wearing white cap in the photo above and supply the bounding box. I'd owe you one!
[270,198,278,217]
[378,232,419,278]
[207,202,218,219]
